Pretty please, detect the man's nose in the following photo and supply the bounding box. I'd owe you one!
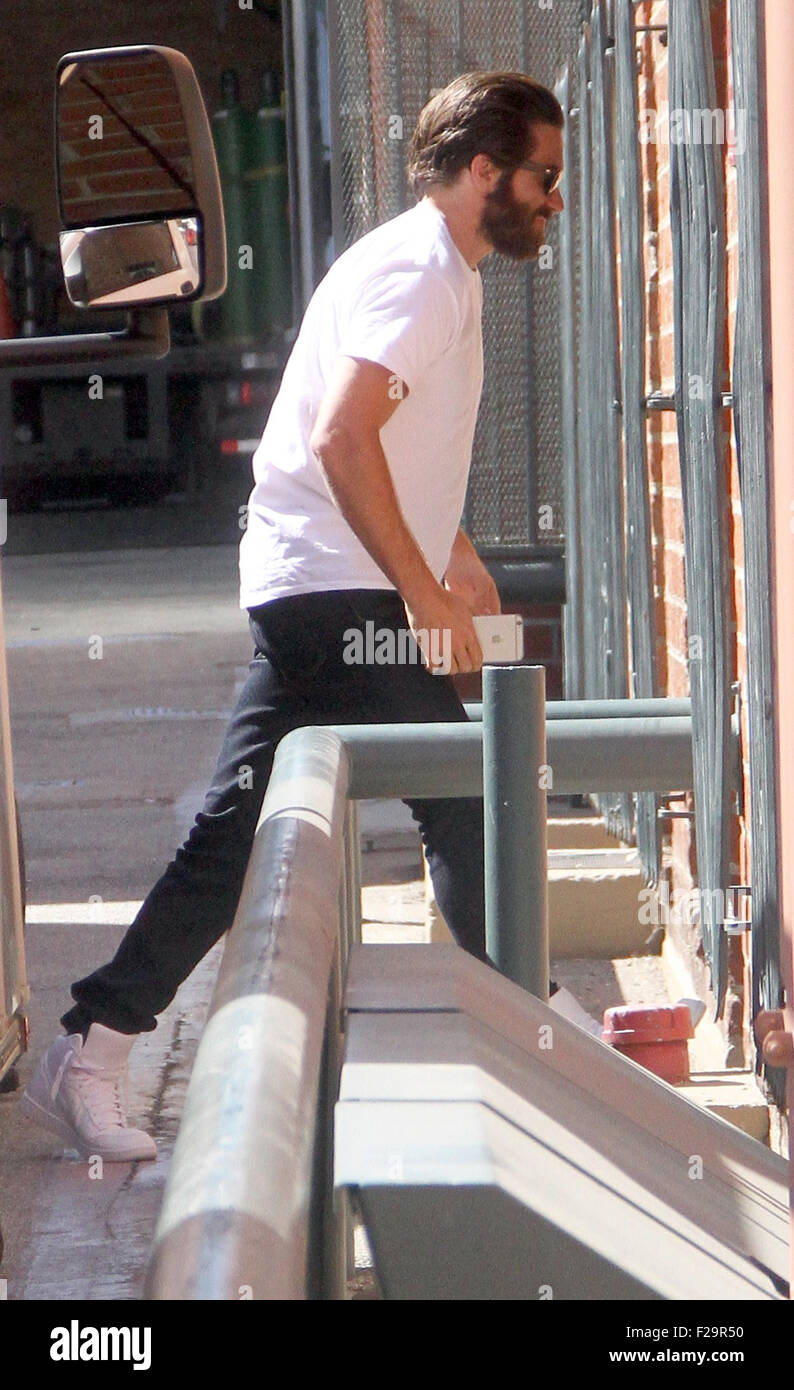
[548,186,564,214]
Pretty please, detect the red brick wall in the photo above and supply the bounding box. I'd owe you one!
[59,55,194,225]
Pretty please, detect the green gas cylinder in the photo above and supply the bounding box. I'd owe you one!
[206,70,259,345]
[245,69,293,339]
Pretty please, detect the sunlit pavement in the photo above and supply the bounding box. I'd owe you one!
[1,546,247,1299]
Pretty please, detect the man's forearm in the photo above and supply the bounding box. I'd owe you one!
[444,523,501,614]
[449,526,475,562]
[314,428,441,607]
[312,419,483,674]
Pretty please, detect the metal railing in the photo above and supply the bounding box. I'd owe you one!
[614,0,661,885]
[729,0,784,1103]
[555,64,582,696]
[668,0,733,1012]
[565,11,634,851]
[144,674,709,1300]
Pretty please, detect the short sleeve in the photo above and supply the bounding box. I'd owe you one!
[336,266,460,394]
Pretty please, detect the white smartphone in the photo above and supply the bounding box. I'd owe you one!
[472,614,524,662]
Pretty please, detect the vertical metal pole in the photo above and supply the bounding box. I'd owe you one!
[339,801,362,974]
[385,0,405,216]
[314,989,346,1299]
[338,802,362,1288]
[289,0,320,309]
[340,802,352,971]
[350,801,362,945]
[340,802,358,1290]
[325,0,346,260]
[454,0,465,69]
[319,803,356,1300]
[482,664,549,1000]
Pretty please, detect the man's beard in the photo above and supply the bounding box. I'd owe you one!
[479,173,546,261]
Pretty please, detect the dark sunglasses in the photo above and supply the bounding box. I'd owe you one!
[516,160,563,196]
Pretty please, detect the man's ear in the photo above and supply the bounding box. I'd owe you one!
[469,152,502,191]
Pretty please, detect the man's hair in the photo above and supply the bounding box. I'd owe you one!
[406,71,564,198]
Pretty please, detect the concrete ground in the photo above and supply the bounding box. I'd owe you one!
[1,544,249,1300]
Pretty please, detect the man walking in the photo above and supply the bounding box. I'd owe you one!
[22,71,567,1160]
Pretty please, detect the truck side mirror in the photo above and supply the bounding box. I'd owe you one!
[56,45,227,310]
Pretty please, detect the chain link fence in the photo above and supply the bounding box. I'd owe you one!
[328,0,589,550]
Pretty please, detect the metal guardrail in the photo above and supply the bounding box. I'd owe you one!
[144,725,352,1300]
[324,714,696,800]
[145,676,707,1300]
[464,696,691,721]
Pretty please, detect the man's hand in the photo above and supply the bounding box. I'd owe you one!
[443,529,501,615]
[404,586,484,676]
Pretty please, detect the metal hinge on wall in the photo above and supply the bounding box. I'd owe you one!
[644,392,735,411]
[721,884,752,935]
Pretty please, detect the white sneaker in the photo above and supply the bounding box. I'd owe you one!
[19,1023,157,1161]
[548,985,605,1040]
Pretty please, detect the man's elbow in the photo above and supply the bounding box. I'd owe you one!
[310,419,376,476]
[309,423,336,462]
[309,424,356,504]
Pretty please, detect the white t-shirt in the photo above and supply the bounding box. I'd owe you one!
[238,197,484,609]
